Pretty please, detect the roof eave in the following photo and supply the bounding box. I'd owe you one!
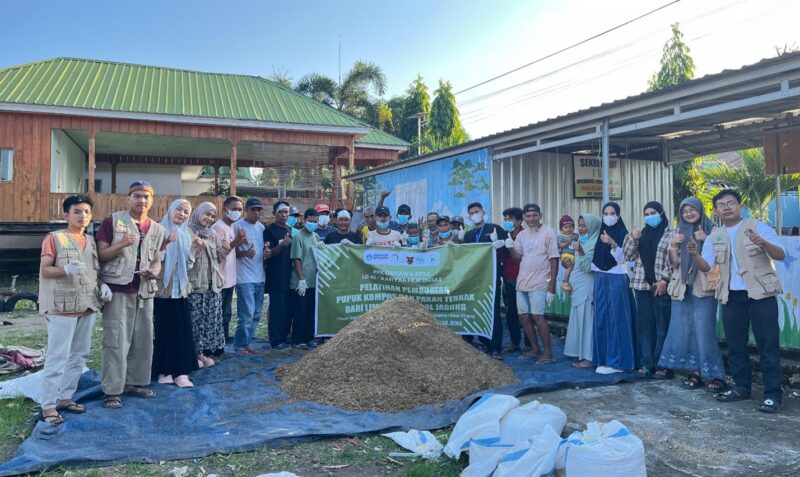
[354,143,408,151]
[0,103,370,136]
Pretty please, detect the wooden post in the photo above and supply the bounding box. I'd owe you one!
[331,158,342,206]
[110,158,118,194]
[346,138,355,204]
[230,140,238,196]
[214,163,220,195]
[88,128,96,194]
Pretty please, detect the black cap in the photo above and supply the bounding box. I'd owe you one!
[436,216,450,225]
[245,197,264,209]
[451,215,464,224]
[523,203,541,213]
[397,203,411,214]
[375,206,391,216]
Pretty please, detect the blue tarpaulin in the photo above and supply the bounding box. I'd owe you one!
[0,339,641,476]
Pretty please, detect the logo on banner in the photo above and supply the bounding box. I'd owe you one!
[363,251,441,267]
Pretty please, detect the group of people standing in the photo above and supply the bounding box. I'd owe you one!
[556,190,786,414]
[34,181,789,425]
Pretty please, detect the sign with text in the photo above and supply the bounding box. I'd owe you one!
[314,243,496,338]
[573,154,623,199]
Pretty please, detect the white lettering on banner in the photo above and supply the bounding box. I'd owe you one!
[363,250,441,267]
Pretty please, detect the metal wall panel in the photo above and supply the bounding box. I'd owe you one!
[491,152,673,229]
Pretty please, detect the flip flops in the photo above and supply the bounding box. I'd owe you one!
[38,409,64,425]
[123,386,157,399]
[103,395,123,409]
[56,400,85,414]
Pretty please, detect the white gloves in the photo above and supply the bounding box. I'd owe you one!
[297,279,308,297]
[392,241,401,248]
[63,262,86,277]
[446,241,456,247]
[457,229,465,241]
[316,241,326,249]
[504,238,514,249]
[489,230,504,249]
[340,238,354,246]
[400,232,409,246]
[546,292,556,305]
[99,284,113,302]
[489,230,498,241]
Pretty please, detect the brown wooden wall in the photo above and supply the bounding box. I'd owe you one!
[0,111,361,223]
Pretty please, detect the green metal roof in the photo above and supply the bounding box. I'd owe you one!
[356,128,410,147]
[0,57,366,129]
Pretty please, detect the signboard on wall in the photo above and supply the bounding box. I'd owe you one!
[573,154,622,199]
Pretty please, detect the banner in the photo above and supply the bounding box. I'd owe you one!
[314,243,496,338]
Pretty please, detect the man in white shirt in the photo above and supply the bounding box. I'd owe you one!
[211,196,247,343]
[693,189,785,413]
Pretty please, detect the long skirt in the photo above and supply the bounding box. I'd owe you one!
[188,291,226,356]
[593,272,636,370]
[564,267,595,361]
[658,287,725,379]
[152,297,198,377]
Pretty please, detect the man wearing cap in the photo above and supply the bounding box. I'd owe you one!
[314,204,334,240]
[451,216,466,244]
[510,203,558,364]
[325,209,362,245]
[232,197,270,354]
[433,216,457,246]
[287,206,302,236]
[96,181,166,408]
[264,201,295,349]
[366,206,404,247]
[211,196,248,343]
[463,201,508,359]
[425,212,440,247]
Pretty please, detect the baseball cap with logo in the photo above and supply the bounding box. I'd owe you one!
[315,203,331,213]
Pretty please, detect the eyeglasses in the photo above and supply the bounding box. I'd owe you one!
[716,200,739,210]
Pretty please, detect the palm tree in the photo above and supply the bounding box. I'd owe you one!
[697,148,800,221]
[296,61,387,123]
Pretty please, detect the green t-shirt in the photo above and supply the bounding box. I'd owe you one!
[290,230,320,289]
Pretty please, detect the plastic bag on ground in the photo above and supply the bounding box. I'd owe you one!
[443,394,519,459]
[382,429,443,460]
[493,424,565,477]
[561,420,646,477]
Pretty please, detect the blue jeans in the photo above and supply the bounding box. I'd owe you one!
[234,282,264,350]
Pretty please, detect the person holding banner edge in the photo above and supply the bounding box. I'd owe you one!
[290,208,322,349]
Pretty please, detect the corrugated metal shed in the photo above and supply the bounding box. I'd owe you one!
[0,57,367,128]
[492,152,673,228]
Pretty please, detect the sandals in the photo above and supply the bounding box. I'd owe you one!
[490,351,503,360]
[502,345,520,353]
[39,409,65,425]
[103,395,123,409]
[520,350,541,360]
[716,389,750,403]
[199,355,216,368]
[123,386,157,399]
[758,399,782,414]
[56,400,85,414]
[652,369,673,380]
[682,374,703,390]
[537,357,555,365]
[705,379,728,394]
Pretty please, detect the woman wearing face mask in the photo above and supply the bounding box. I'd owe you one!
[187,202,226,368]
[592,202,636,374]
[658,198,726,392]
[152,199,201,388]
[562,214,601,368]
[623,201,674,379]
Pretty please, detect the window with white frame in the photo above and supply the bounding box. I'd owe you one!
[0,149,13,181]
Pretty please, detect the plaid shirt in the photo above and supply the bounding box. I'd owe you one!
[623,227,674,291]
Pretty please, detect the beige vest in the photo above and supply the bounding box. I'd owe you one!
[39,230,102,315]
[99,210,166,298]
[187,234,224,294]
[712,218,782,304]
[667,260,718,301]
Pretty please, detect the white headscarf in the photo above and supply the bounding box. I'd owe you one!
[160,199,193,298]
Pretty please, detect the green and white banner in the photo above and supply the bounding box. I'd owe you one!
[314,243,496,338]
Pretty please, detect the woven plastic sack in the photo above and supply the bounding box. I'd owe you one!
[561,420,646,477]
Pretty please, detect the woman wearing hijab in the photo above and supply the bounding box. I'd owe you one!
[592,202,636,374]
[659,197,726,392]
[187,202,226,367]
[153,199,201,388]
[562,213,601,368]
[623,201,674,379]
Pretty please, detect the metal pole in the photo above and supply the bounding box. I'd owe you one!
[775,133,782,235]
[601,118,610,204]
[417,116,422,156]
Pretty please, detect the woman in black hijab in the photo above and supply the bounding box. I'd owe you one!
[592,202,636,374]
[622,200,673,378]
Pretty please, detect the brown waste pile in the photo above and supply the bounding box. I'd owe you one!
[277,297,518,412]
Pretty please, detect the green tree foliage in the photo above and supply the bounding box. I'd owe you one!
[429,80,470,150]
[267,68,294,89]
[296,61,387,123]
[647,23,696,211]
[400,75,431,145]
[694,149,800,221]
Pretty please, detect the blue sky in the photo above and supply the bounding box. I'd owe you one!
[3,0,798,139]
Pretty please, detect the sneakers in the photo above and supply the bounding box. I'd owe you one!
[595,366,624,375]
[273,343,291,350]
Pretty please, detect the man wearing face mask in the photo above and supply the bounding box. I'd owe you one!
[433,216,456,246]
[389,204,414,233]
[451,216,466,243]
[314,204,334,240]
[287,206,302,237]
[264,201,295,349]
[290,208,321,348]
[463,202,508,359]
[211,196,248,343]
[366,206,404,247]
[500,207,524,353]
